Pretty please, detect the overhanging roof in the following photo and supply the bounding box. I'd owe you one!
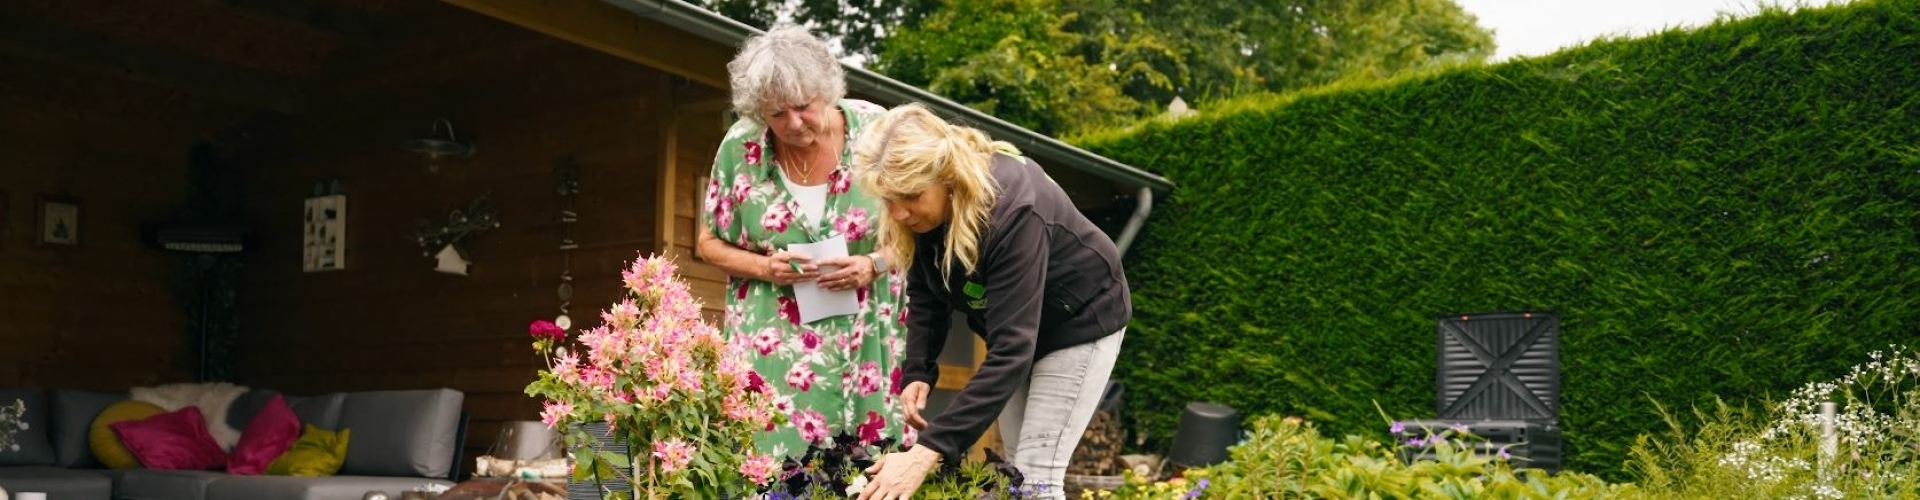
[600,0,1174,193]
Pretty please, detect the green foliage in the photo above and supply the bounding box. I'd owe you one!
[1127,415,1640,499]
[1076,0,1920,479]
[875,0,1147,136]
[684,0,940,61]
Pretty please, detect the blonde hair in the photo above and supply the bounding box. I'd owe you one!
[853,104,1016,280]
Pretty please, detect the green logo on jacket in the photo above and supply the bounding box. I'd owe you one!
[964,281,988,309]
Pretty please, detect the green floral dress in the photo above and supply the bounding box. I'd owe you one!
[701,99,909,459]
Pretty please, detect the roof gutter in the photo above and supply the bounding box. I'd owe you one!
[603,0,1175,194]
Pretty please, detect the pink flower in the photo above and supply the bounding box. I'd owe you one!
[856,362,883,396]
[889,367,904,395]
[786,363,815,392]
[794,410,829,445]
[739,452,780,485]
[540,401,573,429]
[703,178,723,212]
[731,174,753,203]
[828,170,852,195]
[752,327,781,356]
[743,140,763,165]
[653,438,695,474]
[760,203,793,233]
[833,207,870,241]
[776,296,801,325]
[800,329,822,354]
[715,197,735,230]
[857,411,887,445]
[528,320,566,341]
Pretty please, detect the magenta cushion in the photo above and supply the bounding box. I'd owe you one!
[111,406,228,470]
[227,394,302,475]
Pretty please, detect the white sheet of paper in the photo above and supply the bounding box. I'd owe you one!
[788,236,860,324]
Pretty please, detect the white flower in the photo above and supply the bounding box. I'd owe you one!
[845,474,870,496]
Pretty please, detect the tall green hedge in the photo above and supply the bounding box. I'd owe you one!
[1076,0,1920,478]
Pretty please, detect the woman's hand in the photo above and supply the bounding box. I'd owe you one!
[898,381,930,430]
[815,254,878,291]
[857,445,940,500]
[765,250,818,286]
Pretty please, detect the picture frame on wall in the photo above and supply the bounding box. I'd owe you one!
[37,194,80,247]
[302,193,348,272]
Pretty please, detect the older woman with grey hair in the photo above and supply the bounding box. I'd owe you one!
[695,24,908,460]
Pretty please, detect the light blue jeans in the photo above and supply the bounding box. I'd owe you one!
[997,328,1126,500]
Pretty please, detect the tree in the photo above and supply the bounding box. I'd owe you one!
[874,0,1150,136]
[690,0,1495,136]
[685,0,942,62]
[876,0,1495,135]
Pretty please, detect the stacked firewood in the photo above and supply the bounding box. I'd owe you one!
[1067,410,1127,475]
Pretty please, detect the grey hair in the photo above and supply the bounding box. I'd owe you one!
[728,24,847,124]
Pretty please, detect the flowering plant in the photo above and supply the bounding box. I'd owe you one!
[524,254,786,499]
[0,398,25,453]
[1630,345,1920,499]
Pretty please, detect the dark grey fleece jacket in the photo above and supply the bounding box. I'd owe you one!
[901,153,1132,462]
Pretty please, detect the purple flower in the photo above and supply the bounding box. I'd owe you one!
[1406,437,1427,448]
[1496,448,1512,461]
[1449,422,1470,434]
[1389,421,1406,434]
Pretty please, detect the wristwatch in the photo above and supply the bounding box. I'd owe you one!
[868,253,889,274]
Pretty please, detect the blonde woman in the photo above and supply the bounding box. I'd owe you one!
[852,104,1130,500]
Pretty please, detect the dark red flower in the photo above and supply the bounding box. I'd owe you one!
[857,411,886,445]
[746,371,768,394]
[528,319,566,341]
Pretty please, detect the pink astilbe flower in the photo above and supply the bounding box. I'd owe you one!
[540,401,574,429]
[525,253,784,495]
[602,299,642,330]
[739,452,780,485]
[552,349,581,385]
[652,438,695,474]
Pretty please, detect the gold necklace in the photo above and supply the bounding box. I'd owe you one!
[780,141,839,184]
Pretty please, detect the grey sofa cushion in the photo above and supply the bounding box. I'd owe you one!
[0,387,55,466]
[205,474,455,500]
[115,469,227,500]
[337,389,463,478]
[0,466,114,500]
[225,389,278,431]
[51,389,125,468]
[229,390,348,432]
[289,392,349,431]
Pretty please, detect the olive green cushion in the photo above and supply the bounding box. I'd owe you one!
[264,424,351,477]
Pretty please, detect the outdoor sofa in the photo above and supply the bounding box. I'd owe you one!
[0,387,466,500]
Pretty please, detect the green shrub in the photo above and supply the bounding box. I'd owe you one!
[1078,0,1920,477]
[1100,415,1641,499]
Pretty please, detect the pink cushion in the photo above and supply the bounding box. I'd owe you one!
[111,406,228,470]
[227,394,302,475]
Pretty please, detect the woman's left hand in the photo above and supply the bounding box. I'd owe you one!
[815,255,877,291]
[857,446,940,500]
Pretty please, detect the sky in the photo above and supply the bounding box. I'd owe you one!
[1452,0,1858,61]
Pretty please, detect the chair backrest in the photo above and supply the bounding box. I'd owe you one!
[1435,311,1560,422]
